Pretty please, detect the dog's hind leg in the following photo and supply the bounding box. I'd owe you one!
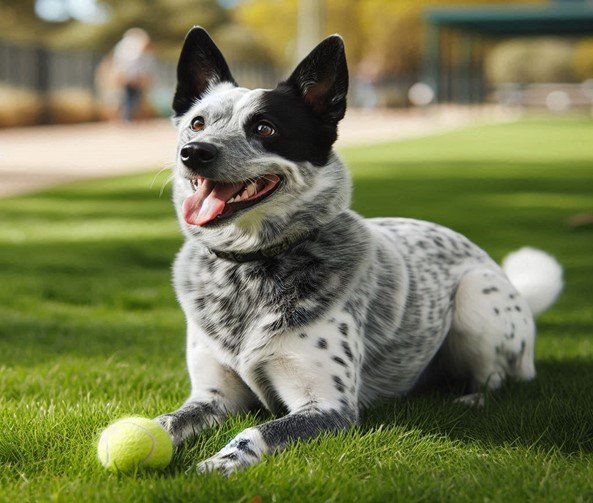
[155,326,257,446]
[442,268,536,402]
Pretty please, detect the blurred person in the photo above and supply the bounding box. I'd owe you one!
[111,28,155,122]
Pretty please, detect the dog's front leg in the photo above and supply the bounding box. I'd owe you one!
[197,324,361,475]
[156,336,256,447]
[198,407,355,475]
[197,407,355,475]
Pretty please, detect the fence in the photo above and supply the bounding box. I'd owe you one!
[0,41,102,94]
[0,39,280,123]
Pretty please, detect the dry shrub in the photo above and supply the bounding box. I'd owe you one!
[48,88,99,124]
[0,85,42,127]
[572,39,593,81]
[486,39,575,84]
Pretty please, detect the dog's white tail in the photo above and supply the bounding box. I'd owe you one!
[502,247,564,317]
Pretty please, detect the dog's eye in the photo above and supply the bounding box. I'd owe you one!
[190,116,205,132]
[255,121,276,138]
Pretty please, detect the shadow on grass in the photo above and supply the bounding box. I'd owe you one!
[160,358,593,478]
[361,359,593,455]
[0,237,185,368]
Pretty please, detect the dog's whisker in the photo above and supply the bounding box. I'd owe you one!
[159,174,175,197]
[150,165,173,190]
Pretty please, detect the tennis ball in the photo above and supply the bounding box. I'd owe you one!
[97,417,173,473]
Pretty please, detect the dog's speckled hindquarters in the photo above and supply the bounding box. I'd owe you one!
[154,26,563,474]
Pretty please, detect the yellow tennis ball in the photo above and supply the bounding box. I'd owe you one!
[97,417,173,473]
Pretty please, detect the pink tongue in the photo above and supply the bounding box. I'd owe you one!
[183,180,244,226]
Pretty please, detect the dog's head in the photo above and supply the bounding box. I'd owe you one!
[171,26,351,252]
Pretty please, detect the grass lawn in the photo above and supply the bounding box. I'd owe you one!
[1,117,592,502]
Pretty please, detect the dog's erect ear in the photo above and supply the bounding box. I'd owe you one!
[172,26,236,117]
[284,35,348,124]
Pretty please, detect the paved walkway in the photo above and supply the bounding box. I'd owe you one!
[0,106,519,198]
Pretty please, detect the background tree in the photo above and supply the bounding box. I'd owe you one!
[53,0,231,56]
[235,0,544,77]
[0,0,247,60]
[0,0,70,44]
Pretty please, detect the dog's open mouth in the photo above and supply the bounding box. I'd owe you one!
[182,174,282,227]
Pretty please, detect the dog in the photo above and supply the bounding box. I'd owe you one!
[156,27,563,475]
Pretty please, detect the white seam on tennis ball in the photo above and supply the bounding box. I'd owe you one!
[116,420,158,466]
[99,433,110,466]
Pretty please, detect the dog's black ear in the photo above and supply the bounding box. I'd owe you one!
[284,35,348,124]
[172,26,236,117]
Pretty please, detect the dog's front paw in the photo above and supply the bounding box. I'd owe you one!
[197,452,248,476]
[197,429,265,476]
[154,413,185,447]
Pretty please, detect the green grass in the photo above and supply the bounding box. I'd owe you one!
[1,117,593,502]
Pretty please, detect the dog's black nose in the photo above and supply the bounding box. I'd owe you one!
[180,142,218,168]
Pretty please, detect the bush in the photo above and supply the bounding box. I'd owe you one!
[572,38,593,81]
[48,88,99,124]
[486,38,576,84]
[0,85,42,128]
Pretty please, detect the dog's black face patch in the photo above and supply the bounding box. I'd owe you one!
[240,34,348,167]
[244,87,337,167]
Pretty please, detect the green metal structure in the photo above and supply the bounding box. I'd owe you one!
[423,1,593,102]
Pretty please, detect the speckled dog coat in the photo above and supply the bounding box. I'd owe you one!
[155,27,563,475]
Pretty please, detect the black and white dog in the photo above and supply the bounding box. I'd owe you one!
[156,27,563,474]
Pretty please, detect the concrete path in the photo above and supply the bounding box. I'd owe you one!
[0,106,518,198]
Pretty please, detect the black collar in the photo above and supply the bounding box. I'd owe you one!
[210,229,318,263]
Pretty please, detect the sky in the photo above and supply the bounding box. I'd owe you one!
[35,0,109,23]
[34,0,245,23]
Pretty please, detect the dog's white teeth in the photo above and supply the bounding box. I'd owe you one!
[246,181,257,198]
[190,178,205,192]
[234,186,248,201]
[226,179,265,204]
